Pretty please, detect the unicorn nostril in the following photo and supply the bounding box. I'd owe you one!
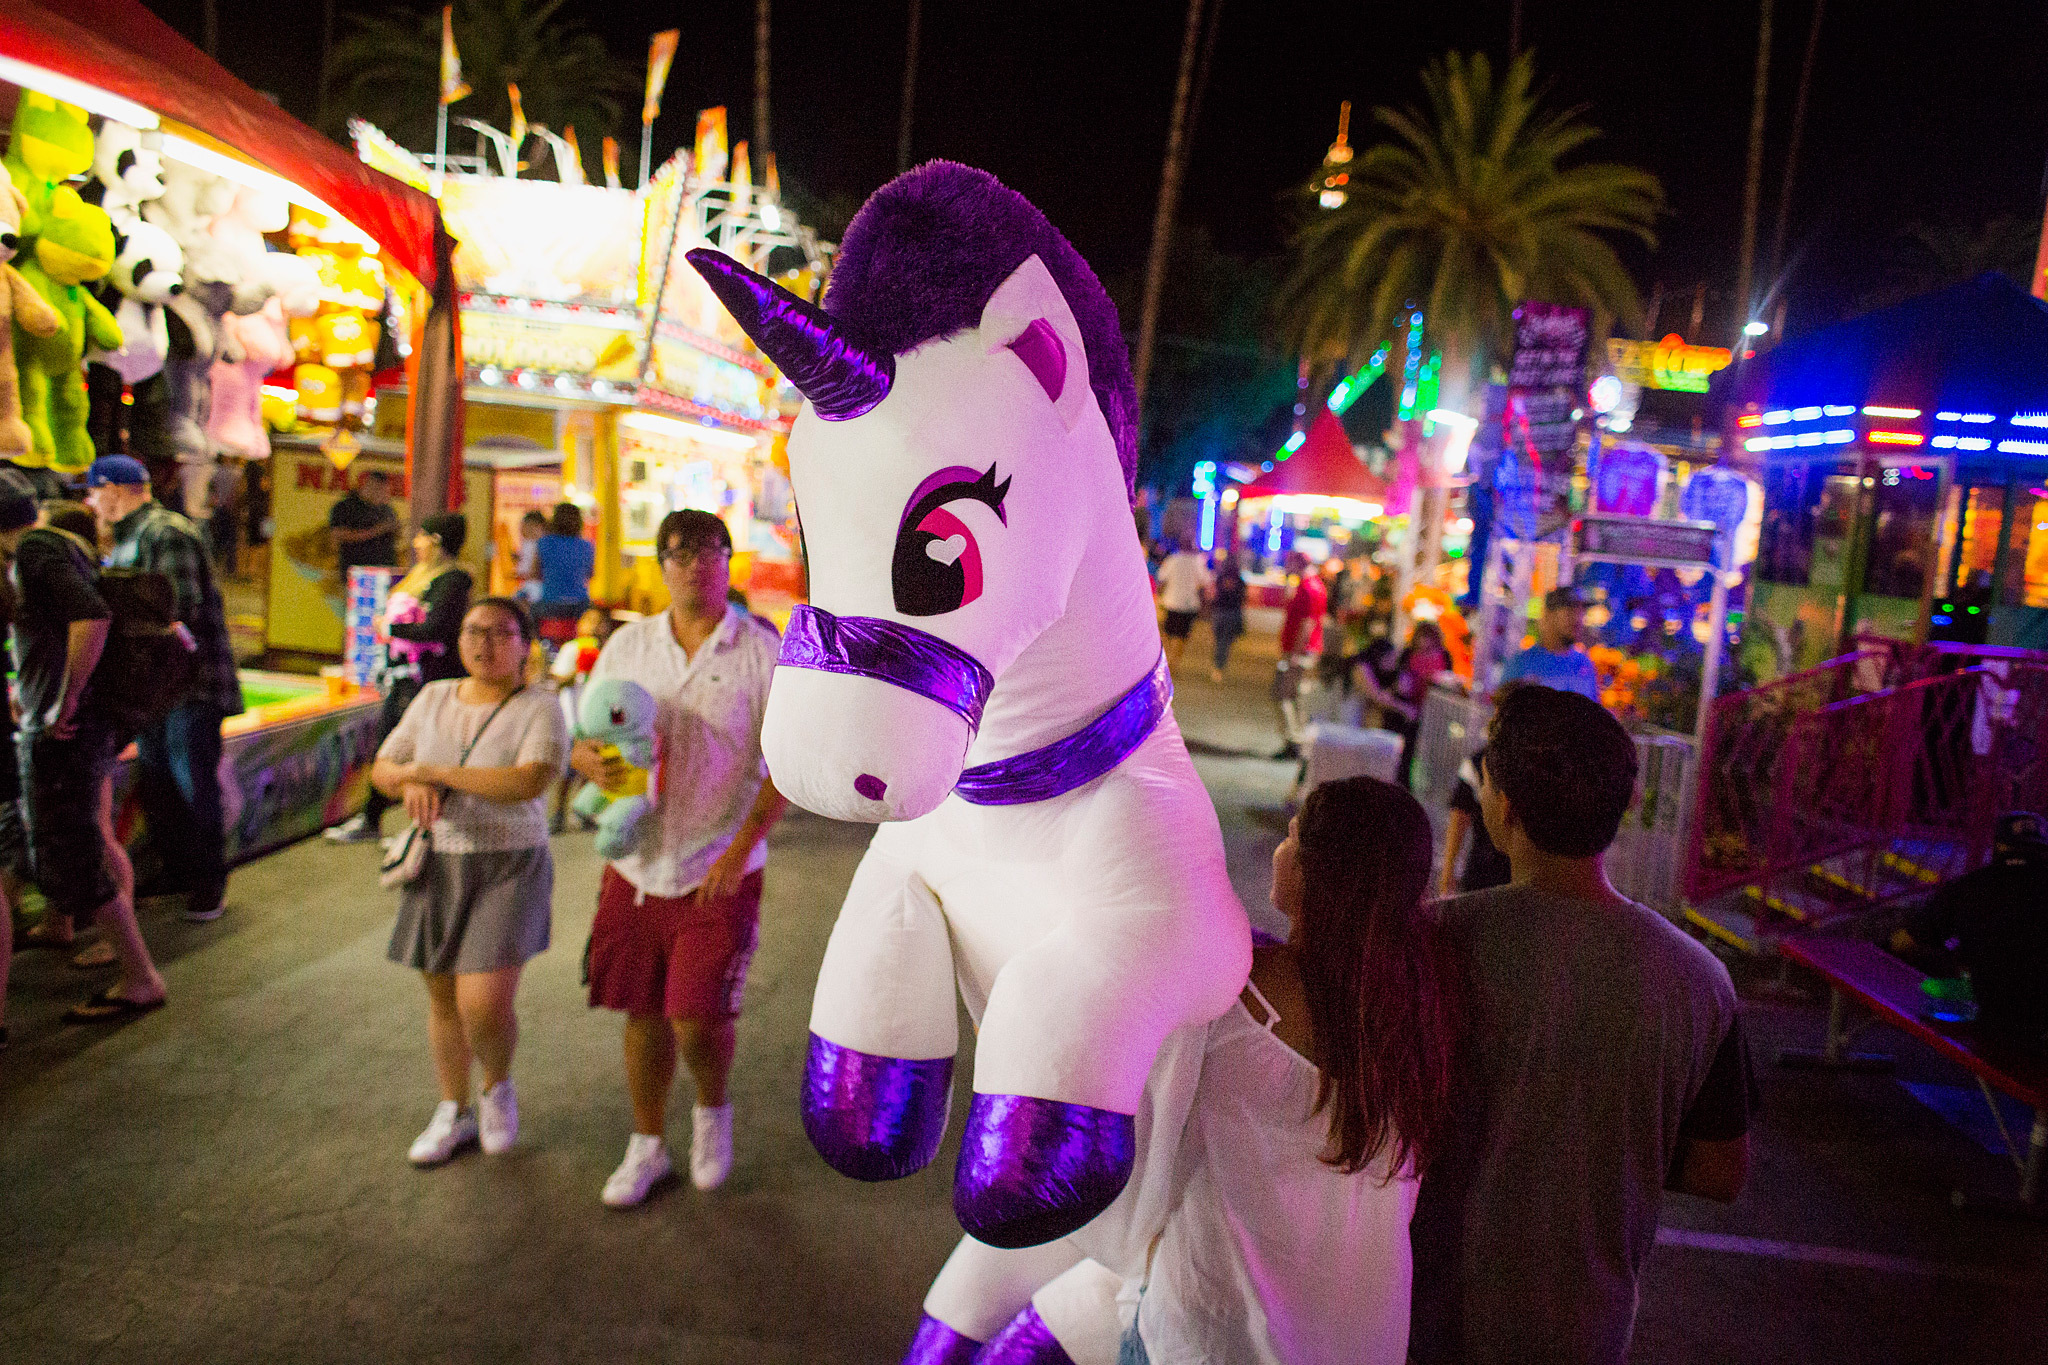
[854,774,887,801]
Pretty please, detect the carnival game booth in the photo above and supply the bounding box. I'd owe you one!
[1736,274,2048,668]
[0,0,463,863]
[351,116,814,627]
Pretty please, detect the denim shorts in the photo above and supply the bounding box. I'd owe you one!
[19,724,121,923]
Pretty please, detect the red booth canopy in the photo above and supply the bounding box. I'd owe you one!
[0,0,441,288]
[1239,410,1390,504]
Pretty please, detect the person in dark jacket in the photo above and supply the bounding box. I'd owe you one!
[87,456,245,923]
[327,512,472,843]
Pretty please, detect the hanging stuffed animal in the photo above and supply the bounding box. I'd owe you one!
[290,213,385,429]
[209,251,319,460]
[0,162,63,458]
[690,162,1250,1363]
[3,92,94,241]
[84,214,184,464]
[569,679,658,860]
[17,186,121,472]
[146,161,245,512]
[87,120,166,220]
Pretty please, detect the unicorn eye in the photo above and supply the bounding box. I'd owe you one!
[891,464,1011,617]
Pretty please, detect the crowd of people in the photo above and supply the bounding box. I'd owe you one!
[0,477,1761,1360]
[0,455,247,1047]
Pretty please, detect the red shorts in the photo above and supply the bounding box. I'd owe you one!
[586,865,764,1020]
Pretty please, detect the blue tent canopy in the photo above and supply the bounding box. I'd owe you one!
[1734,273,2048,421]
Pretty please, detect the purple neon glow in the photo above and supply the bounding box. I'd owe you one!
[802,1033,955,1182]
[1007,318,1068,402]
[901,1313,983,1365]
[976,1303,1077,1365]
[686,248,894,420]
[854,774,888,801]
[779,605,996,731]
[953,653,1170,807]
[953,1093,1136,1248]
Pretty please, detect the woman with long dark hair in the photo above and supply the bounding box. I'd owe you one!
[1124,775,1463,1364]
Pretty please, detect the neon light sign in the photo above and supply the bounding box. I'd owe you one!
[1605,334,1733,393]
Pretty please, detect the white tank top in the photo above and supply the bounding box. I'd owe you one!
[1136,984,1419,1364]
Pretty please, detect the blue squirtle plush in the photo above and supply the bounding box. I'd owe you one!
[570,678,657,860]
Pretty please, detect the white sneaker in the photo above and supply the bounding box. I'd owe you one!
[408,1101,478,1166]
[478,1079,518,1155]
[602,1133,673,1207]
[324,813,377,844]
[691,1103,733,1191]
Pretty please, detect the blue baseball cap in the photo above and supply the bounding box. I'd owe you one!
[85,455,151,488]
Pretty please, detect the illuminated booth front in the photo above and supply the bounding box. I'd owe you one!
[1736,274,2048,670]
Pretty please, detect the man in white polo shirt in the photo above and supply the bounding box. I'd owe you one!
[575,509,787,1207]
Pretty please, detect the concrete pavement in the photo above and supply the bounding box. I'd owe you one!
[2,632,2044,1363]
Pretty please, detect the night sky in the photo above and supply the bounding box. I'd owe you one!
[148,0,2048,345]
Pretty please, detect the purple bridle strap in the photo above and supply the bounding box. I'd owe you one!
[779,604,995,732]
[953,653,1171,807]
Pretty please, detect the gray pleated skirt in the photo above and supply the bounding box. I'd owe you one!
[388,845,553,974]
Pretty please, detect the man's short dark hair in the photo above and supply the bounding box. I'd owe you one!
[361,471,391,486]
[1486,685,1637,858]
[656,508,732,560]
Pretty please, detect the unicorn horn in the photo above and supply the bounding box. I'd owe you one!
[686,248,894,421]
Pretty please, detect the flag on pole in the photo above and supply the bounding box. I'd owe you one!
[438,6,470,106]
[765,151,780,202]
[731,139,753,212]
[602,136,622,190]
[507,83,528,153]
[644,30,680,126]
[694,106,729,183]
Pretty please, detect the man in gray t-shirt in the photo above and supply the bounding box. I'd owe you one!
[1410,686,1753,1365]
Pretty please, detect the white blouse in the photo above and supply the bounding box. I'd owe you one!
[1135,984,1419,1365]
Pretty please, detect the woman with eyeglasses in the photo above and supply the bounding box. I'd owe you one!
[371,595,569,1167]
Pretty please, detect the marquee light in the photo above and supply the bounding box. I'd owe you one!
[0,57,160,129]
[620,410,759,449]
[1862,405,1921,419]
[1868,430,1924,446]
[1997,439,2048,455]
[1823,405,1857,417]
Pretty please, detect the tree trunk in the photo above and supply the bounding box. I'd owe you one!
[1133,0,1208,426]
[896,0,922,174]
[754,0,772,156]
[1768,0,1825,284]
[1733,0,1774,350]
[203,0,218,58]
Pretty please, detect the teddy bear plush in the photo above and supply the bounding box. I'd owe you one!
[0,162,62,458]
[17,185,120,471]
[85,214,184,463]
[570,679,658,860]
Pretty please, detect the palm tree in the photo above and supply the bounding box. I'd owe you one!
[325,0,630,155]
[1277,51,1662,411]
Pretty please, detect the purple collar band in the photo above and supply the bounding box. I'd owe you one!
[953,653,1170,807]
[779,604,995,731]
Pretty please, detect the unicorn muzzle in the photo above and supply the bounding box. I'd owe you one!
[765,605,990,821]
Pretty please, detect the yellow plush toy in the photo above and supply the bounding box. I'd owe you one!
[0,163,62,457]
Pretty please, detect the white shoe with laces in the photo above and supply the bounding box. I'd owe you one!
[324,813,377,844]
[691,1103,733,1191]
[478,1079,518,1155]
[408,1101,478,1167]
[602,1133,673,1208]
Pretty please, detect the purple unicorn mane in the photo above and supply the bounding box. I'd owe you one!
[824,161,1138,493]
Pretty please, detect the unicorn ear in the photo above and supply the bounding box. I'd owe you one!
[978,254,1090,431]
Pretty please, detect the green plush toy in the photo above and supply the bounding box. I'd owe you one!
[17,186,120,472]
[3,92,94,242]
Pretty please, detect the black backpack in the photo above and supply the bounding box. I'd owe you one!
[40,528,199,740]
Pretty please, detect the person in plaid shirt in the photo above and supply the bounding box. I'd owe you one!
[86,456,245,923]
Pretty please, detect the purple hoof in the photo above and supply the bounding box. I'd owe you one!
[976,1304,1075,1365]
[953,1092,1135,1248]
[802,1033,954,1181]
[902,1312,982,1365]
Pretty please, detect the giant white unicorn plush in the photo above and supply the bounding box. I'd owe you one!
[690,163,1250,1364]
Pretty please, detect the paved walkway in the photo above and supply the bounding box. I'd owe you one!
[3,629,2044,1362]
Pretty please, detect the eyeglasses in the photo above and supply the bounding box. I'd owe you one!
[460,625,522,643]
[659,545,732,566]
